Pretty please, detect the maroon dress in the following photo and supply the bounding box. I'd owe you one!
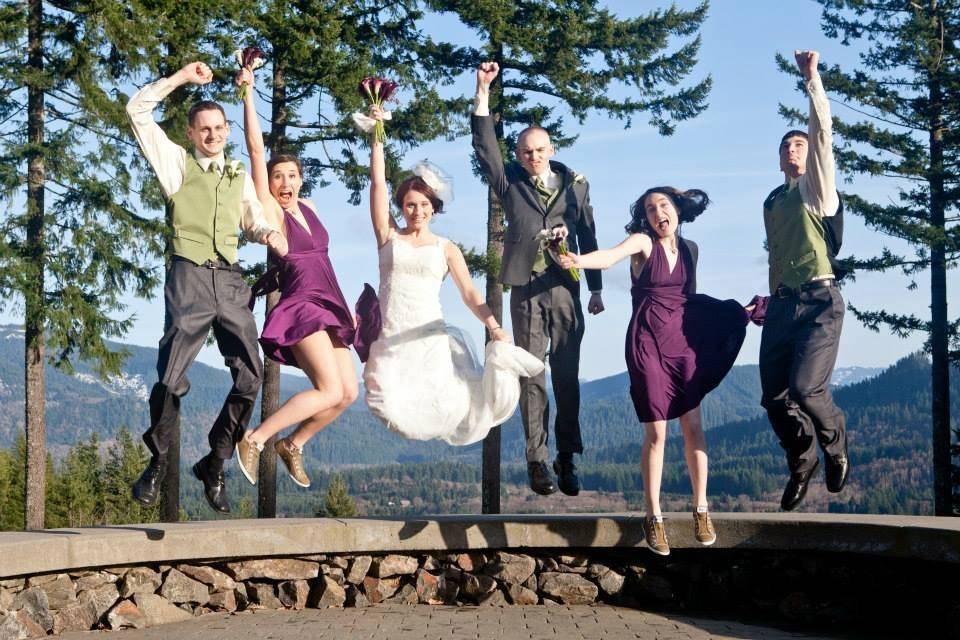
[626,240,749,422]
[254,202,379,367]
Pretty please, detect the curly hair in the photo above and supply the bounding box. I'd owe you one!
[625,186,710,235]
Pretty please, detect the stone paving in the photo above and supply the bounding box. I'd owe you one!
[54,604,873,639]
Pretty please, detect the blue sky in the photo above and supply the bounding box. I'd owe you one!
[4,1,954,382]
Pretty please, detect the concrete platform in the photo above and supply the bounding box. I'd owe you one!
[2,512,959,578]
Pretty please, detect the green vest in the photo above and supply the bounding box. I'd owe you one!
[763,185,834,293]
[167,157,245,265]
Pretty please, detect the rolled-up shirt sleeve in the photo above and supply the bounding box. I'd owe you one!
[240,173,277,243]
[126,78,187,197]
[799,73,840,217]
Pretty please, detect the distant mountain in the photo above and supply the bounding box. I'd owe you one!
[0,323,927,471]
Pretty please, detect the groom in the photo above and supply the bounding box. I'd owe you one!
[126,61,286,513]
[472,62,603,497]
[761,50,848,511]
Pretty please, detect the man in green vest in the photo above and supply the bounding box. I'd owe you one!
[761,50,849,511]
[126,61,287,514]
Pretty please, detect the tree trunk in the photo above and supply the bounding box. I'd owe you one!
[927,40,952,516]
[24,0,46,531]
[481,50,505,515]
[258,60,289,518]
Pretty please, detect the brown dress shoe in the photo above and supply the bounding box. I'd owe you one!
[644,516,670,556]
[276,438,310,488]
[693,511,717,546]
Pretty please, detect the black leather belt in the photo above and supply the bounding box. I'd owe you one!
[173,256,243,272]
[774,278,835,298]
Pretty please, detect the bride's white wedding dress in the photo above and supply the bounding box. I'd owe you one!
[363,230,544,445]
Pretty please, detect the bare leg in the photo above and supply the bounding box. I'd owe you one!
[246,331,344,446]
[679,406,709,508]
[641,420,668,516]
[288,345,358,449]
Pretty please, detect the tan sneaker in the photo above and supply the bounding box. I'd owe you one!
[276,438,310,488]
[235,437,262,485]
[644,516,670,556]
[693,510,717,546]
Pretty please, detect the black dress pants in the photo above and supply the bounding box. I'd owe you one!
[759,284,846,474]
[143,258,263,462]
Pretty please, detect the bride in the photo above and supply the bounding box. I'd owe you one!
[362,106,544,445]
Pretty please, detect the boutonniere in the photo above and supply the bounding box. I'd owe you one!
[224,160,244,180]
[572,172,586,185]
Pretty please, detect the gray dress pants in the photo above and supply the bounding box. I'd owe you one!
[510,267,585,463]
[143,257,263,462]
[759,284,846,474]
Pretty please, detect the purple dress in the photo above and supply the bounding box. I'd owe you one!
[626,240,748,422]
[254,202,379,367]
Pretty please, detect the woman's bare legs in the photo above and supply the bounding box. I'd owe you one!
[641,420,668,516]
[679,406,708,508]
[287,344,358,448]
[245,330,345,446]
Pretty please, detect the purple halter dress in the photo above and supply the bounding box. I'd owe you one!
[253,202,379,367]
[626,241,749,422]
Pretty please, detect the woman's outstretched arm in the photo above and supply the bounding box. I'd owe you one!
[558,233,653,271]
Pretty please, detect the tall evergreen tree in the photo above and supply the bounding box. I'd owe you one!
[102,427,158,524]
[48,434,103,528]
[780,1,960,515]
[0,1,179,529]
[422,0,712,512]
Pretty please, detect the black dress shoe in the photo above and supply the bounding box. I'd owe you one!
[527,461,556,496]
[131,458,166,507]
[552,458,580,496]
[781,458,819,511]
[192,456,231,514]
[825,446,849,493]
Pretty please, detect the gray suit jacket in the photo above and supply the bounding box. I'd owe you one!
[472,115,602,290]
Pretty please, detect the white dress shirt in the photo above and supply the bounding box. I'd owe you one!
[788,73,839,218]
[126,78,276,242]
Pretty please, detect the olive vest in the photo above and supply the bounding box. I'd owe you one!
[167,157,245,265]
[763,185,834,293]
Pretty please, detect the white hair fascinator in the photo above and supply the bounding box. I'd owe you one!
[412,160,454,207]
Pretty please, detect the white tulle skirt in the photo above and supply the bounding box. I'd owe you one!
[363,321,544,445]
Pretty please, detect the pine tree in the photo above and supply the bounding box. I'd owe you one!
[780,1,960,515]
[0,1,181,529]
[102,427,158,525]
[317,473,357,517]
[422,0,712,512]
[48,434,104,528]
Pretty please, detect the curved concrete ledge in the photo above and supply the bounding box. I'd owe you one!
[1,512,958,578]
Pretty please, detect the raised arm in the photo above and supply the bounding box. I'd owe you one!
[471,62,509,197]
[796,50,839,218]
[237,67,282,230]
[558,233,652,271]
[445,242,511,342]
[369,106,397,248]
[125,62,211,196]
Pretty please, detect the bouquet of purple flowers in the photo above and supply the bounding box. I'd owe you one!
[234,46,266,99]
[357,76,399,143]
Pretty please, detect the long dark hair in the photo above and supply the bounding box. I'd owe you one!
[625,186,710,236]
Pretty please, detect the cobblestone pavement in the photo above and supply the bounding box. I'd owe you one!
[55,605,870,639]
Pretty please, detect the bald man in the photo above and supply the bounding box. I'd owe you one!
[472,62,603,497]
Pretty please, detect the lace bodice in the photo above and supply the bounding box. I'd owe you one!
[377,231,448,336]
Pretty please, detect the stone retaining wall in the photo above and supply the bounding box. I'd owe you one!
[2,514,959,639]
[2,548,958,639]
